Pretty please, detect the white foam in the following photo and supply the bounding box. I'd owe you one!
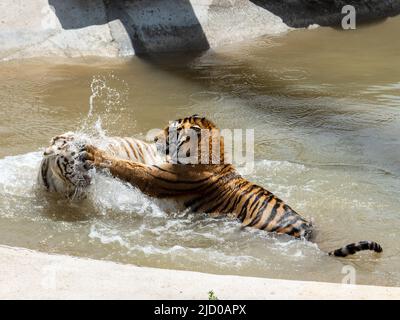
[0,152,42,196]
[0,147,322,269]
[0,145,175,221]
[88,173,170,217]
[307,24,320,30]
[89,223,130,248]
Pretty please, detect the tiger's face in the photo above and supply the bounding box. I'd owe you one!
[38,132,91,199]
[154,115,225,165]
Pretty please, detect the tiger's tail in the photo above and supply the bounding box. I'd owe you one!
[328,241,383,257]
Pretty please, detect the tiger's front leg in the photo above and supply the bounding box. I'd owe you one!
[81,145,214,198]
[81,145,115,169]
[81,145,161,197]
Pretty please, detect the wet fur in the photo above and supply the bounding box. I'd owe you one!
[38,132,162,199]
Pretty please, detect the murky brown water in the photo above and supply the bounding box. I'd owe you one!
[1,17,400,287]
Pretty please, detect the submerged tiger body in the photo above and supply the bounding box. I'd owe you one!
[81,115,383,258]
[38,132,162,199]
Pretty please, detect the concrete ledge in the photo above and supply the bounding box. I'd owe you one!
[0,245,399,300]
[0,0,289,60]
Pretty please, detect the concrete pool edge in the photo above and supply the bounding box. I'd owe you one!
[0,245,399,300]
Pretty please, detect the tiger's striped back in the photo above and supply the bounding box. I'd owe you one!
[101,137,162,164]
[186,168,382,256]
[156,164,314,239]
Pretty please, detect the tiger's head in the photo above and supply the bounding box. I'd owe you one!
[154,115,225,165]
[38,132,92,199]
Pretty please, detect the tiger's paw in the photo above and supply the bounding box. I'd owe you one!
[78,145,113,169]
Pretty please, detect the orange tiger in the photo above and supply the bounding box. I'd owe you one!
[80,115,382,257]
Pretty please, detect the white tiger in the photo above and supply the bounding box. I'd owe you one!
[37,132,162,199]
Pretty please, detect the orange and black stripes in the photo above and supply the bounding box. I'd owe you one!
[178,169,381,255]
[104,137,161,164]
[181,172,313,240]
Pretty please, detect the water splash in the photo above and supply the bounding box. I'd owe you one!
[80,73,130,138]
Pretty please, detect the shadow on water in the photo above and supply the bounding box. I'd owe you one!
[46,0,394,127]
[137,51,358,129]
[48,0,210,54]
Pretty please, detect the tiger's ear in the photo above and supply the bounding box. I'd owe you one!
[43,145,56,156]
[50,136,58,145]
